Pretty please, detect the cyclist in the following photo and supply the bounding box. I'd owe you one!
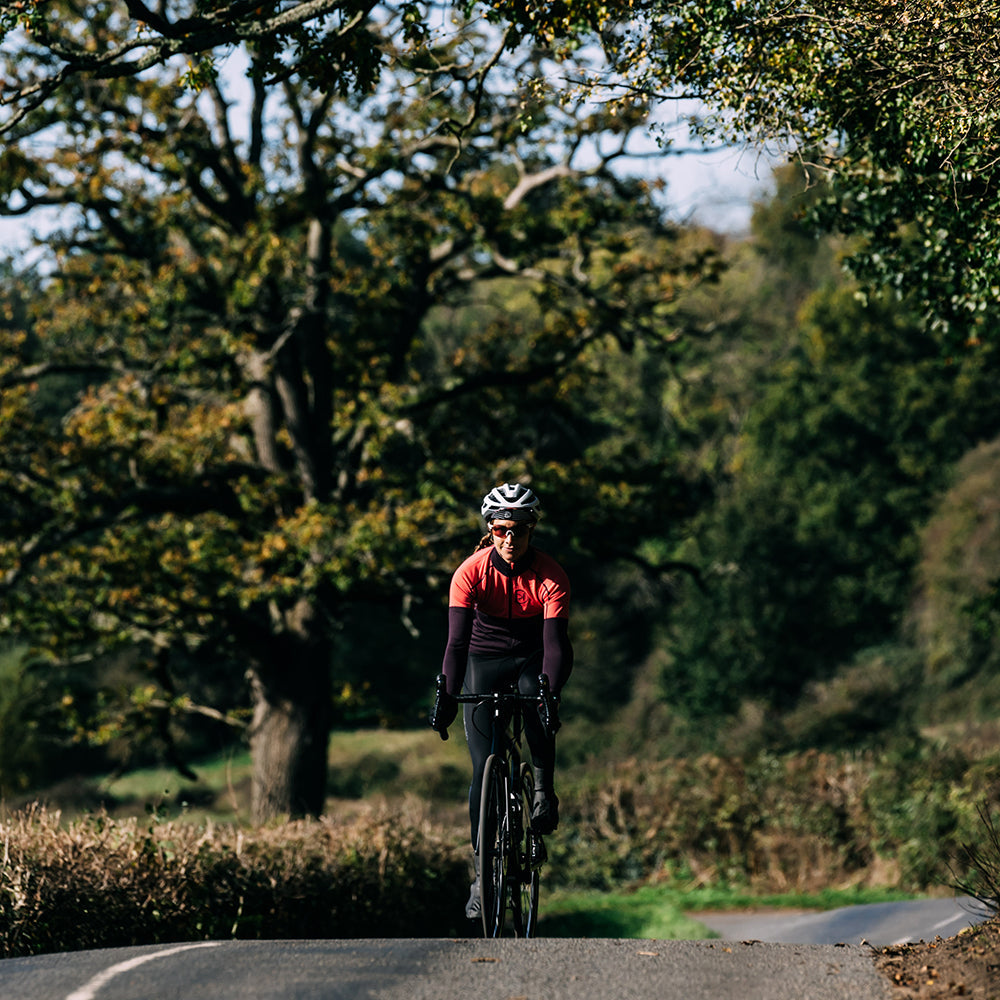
[430,482,573,919]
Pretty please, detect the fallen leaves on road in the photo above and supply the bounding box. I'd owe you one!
[874,914,1000,999]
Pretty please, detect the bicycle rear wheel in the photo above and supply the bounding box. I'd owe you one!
[477,753,508,937]
[513,762,540,937]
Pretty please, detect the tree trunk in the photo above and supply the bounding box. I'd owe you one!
[247,597,332,824]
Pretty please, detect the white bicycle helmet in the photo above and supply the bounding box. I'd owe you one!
[480,483,540,523]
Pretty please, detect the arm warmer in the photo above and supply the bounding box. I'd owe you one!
[542,616,573,694]
[441,606,473,697]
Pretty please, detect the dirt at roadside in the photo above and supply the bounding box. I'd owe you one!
[874,916,1000,999]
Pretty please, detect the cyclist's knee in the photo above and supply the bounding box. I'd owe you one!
[517,671,541,698]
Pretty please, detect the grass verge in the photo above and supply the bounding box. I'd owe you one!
[539,884,920,940]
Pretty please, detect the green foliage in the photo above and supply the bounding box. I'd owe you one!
[0,647,43,797]
[0,1,615,132]
[863,743,1000,890]
[5,0,999,363]
[911,437,1000,719]
[614,0,1000,347]
[548,742,1000,894]
[773,646,924,753]
[663,277,1000,719]
[0,641,111,797]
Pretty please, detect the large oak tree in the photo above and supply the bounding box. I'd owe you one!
[0,6,712,819]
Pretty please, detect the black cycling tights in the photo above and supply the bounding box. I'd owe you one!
[463,650,555,851]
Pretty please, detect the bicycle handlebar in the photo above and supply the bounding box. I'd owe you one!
[452,689,542,704]
[432,673,561,738]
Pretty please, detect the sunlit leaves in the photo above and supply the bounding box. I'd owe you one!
[0,0,623,139]
[0,1,43,36]
[614,0,1000,347]
[471,0,612,50]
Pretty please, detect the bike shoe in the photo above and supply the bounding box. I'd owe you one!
[465,877,481,919]
[530,789,559,835]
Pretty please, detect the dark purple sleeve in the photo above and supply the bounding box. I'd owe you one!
[542,617,573,694]
[441,606,474,696]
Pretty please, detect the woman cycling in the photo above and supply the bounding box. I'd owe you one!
[430,482,573,919]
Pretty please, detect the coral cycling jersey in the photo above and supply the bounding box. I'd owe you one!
[441,546,573,695]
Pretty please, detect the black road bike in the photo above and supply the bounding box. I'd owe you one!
[435,674,557,938]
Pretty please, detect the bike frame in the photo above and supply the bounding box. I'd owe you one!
[455,685,544,938]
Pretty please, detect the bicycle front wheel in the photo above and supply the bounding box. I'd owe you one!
[513,762,540,937]
[477,753,508,938]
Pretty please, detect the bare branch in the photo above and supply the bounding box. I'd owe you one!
[0,1,384,136]
[0,360,120,390]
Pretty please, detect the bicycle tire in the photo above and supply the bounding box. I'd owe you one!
[513,762,540,937]
[477,752,507,938]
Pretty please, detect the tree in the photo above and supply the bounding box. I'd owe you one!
[663,256,1000,721]
[583,2,1000,724]
[0,1,611,133]
[8,2,998,346]
[912,436,1000,720]
[605,0,1000,347]
[0,11,714,820]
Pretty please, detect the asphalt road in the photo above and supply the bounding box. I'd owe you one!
[3,897,993,1000]
[0,937,891,1000]
[697,894,994,946]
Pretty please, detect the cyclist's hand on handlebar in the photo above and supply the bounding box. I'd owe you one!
[537,673,561,738]
[430,673,458,740]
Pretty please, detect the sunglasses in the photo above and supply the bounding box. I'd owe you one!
[490,523,533,539]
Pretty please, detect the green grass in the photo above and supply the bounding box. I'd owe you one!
[326,728,469,800]
[93,727,471,823]
[539,884,921,940]
[668,885,920,912]
[0,643,26,676]
[99,750,252,822]
[540,886,716,939]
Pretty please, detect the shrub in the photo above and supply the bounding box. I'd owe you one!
[0,806,467,958]
[954,803,1000,907]
[548,743,1000,894]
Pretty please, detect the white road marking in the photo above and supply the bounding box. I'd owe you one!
[930,913,966,934]
[891,906,978,946]
[64,941,223,1000]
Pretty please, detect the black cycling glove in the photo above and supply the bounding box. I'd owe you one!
[430,673,458,740]
[537,673,561,739]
